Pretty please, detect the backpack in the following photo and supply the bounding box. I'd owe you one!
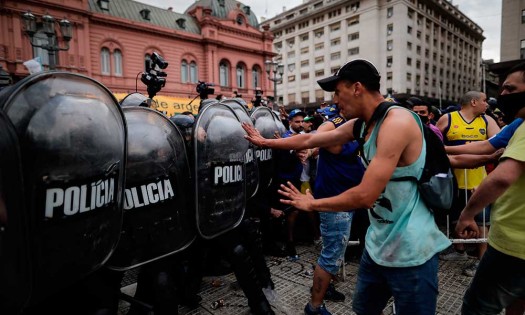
[353,102,454,212]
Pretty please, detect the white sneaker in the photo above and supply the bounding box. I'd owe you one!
[439,251,468,261]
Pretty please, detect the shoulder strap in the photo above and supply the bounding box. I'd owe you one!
[353,101,399,161]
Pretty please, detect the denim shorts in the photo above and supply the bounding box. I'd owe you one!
[317,211,352,275]
[352,250,439,315]
[462,245,525,315]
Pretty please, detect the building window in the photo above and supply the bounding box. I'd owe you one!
[300,47,309,54]
[330,52,341,60]
[236,64,246,88]
[301,33,309,41]
[521,40,525,59]
[347,16,359,26]
[406,72,412,82]
[101,47,110,75]
[288,75,296,82]
[407,57,412,66]
[252,66,261,89]
[348,47,359,55]
[407,26,412,34]
[387,24,393,35]
[301,91,309,104]
[348,32,359,41]
[219,61,230,86]
[387,7,393,18]
[315,43,324,50]
[301,73,309,80]
[315,56,324,64]
[522,10,525,23]
[314,28,324,37]
[113,49,122,76]
[407,42,412,50]
[190,62,197,83]
[331,38,341,46]
[315,89,324,102]
[387,56,392,67]
[387,72,392,80]
[387,40,393,51]
[329,22,341,31]
[181,60,188,83]
[315,69,325,77]
[301,60,309,67]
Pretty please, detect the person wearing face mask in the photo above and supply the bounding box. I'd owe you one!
[406,97,443,142]
[455,62,525,315]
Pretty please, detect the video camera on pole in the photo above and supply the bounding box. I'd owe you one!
[141,52,168,99]
[196,81,214,100]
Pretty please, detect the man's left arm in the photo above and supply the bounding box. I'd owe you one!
[456,157,525,237]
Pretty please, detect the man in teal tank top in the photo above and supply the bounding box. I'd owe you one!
[243,59,450,315]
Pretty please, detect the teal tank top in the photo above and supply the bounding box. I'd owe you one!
[361,106,451,267]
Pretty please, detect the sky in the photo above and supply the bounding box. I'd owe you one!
[136,0,502,62]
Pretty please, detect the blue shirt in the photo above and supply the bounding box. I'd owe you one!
[314,115,365,200]
[488,118,524,149]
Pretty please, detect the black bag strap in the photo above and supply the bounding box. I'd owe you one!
[353,101,398,163]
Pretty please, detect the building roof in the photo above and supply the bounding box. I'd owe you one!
[185,0,259,28]
[88,0,201,34]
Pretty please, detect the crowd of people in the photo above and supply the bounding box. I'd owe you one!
[243,59,525,315]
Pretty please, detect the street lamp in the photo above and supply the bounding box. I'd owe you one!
[265,59,284,103]
[22,11,73,70]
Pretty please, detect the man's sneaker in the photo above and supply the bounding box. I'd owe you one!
[439,251,468,261]
[324,283,345,302]
[463,261,479,277]
[304,302,332,315]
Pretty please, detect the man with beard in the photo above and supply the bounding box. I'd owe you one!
[456,62,525,315]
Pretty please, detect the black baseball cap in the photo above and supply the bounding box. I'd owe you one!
[317,59,380,92]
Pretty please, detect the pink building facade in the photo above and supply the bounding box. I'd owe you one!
[0,0,276,114]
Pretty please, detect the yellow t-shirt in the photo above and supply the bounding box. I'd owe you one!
[445,111,488,189]
[489,123,525,260]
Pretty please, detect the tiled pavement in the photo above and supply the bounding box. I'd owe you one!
[118,243,479,315]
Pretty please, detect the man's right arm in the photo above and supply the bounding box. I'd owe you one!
[445,141,496,155]
[243,119,356,150]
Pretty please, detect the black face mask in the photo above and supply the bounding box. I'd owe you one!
[418,114,429,124]
[497,91,525,124]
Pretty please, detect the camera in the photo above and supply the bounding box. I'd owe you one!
[196,81,214,99]
[141,52,169,99]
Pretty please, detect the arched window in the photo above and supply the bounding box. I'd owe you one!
[236,63,245,88]
[190,62,198,83]
[181,60,188,83]
[113,49,123,76]
[252,66,261,89]
[32,30,52,67]
[219,61,230,87]
[101,48,110,75]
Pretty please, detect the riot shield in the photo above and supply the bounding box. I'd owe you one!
[106,107,195,270]
[119,92,149,107]
[0,109,30,313]
[250,107,279,189]
[271,110,287,135]
[193,103,248,239]
[220,99,259,198]
[0,72,126,305]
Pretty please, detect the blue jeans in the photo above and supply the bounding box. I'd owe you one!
[352,250,439,315]
[462,245,525,315]
[317,211,352,275]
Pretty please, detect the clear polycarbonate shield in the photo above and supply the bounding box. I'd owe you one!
[193,103,248,239]
[107,107,195,270]
[250,107,279,189]
[272,110,288,135]
[0,72,126,304]
[220,99,259,198]
[119,92,149,107]
[0,109,30,314]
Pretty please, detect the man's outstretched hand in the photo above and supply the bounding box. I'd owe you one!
[278,181,315,211]
[242,122,266,147]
